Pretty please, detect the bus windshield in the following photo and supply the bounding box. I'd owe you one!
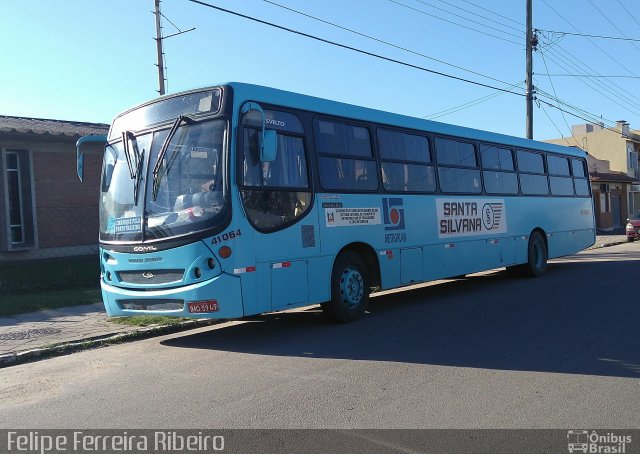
[99,118,227,242]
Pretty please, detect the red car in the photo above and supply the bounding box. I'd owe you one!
[627,211,640,242]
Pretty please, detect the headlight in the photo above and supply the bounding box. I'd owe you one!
[627,223,634,229]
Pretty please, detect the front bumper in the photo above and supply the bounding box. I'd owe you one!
[101,272,243,319]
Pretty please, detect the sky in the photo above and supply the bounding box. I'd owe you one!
[2,0,640,142]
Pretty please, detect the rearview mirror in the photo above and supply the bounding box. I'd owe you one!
[76,135,108,182]
[260,129,277,162]
[240,102,278,163]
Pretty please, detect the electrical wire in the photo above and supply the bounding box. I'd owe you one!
[410,0,524,39]
[537,52,578,145]
[535,73,640,79]
[616,0,640,31]
[386,0,522,46]
[459,0,524,27]
[185,0,527,96]
[262,0,517,87]
[541,0,640,77]
[185,0,630,139]
[543,46,640,111]
[431,0,523,33]
[424,81,526,119]
[538,102,573,146]
[586,0,640,55]
[537,29,640,43]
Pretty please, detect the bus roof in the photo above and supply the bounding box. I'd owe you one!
[119,82,586,158]
[226,82,584,158]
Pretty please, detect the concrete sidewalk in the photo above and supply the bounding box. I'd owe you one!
[0,232,629,367]
[0,303,215,367]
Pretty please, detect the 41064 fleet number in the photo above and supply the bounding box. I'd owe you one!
[212,229,241,245]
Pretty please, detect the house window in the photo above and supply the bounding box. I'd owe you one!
[3,149,35,249]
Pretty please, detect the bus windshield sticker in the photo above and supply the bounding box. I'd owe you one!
[106,216,142,234]
[436,199,507,238]
[325,207,381,227]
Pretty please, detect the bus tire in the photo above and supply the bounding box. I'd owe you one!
[322,251,369,323]
[508,231,548,278]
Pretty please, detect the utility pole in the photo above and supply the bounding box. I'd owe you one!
[525,0,534,139]
[153,0,194,96]
[154,0,166,96]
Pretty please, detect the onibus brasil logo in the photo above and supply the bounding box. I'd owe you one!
[567,430,632,453]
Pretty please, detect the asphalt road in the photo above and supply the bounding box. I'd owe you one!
[1,242,639,429]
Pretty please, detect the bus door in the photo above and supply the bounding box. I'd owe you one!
[239,109,318,311]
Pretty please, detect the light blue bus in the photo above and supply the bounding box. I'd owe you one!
[77,82,595,322]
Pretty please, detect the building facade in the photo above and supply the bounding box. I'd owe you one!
[0,116,109,261]
[546,121,640,231]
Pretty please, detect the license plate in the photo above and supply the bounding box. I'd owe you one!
[188,300,219,313]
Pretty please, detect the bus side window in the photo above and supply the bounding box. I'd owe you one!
[480,144,518,195]
[572,158,590,196]
[517,150,549,196]
[435,137,481,193]
[316,119,378,191]
[378,128,435,193]
[240,111,312,231]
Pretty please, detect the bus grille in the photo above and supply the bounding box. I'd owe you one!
[117,269,184,285]
[118,299,184,311]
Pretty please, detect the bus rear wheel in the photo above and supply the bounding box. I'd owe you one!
[322,251,369,323]
[507,231,548,278]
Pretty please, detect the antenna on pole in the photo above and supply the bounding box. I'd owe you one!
[153,0,195,96]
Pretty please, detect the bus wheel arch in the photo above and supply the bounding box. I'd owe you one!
[321,243,380,323]
[507,228,548,278]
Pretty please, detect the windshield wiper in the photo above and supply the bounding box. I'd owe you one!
[152,115,195,200]
[122,131,145,206]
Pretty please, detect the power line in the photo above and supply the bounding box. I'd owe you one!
[541,0,640,77]
[386,0,522,46]
[543,45,640,109]
[538,29,640,108]
[537,52,578,144]
[616,0,640,31]
[185,0,527,96]
[459,0,524,27]
[262,0,517,87]
[586,0,640,55]
[410,0,523,38]
[185,0,629,139]
[424,81,526,119]
[538,28,640,43]
[538,102,573,146]
[430,0,524,33]
[535,73,640,79]
[540,51,640,116]
[538,98,623,136]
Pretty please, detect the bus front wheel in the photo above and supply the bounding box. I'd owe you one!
[507,231,548,278]
[322,251,370,323]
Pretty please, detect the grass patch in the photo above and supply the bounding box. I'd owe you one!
[109,315,187,327]
[0,287,102,317]
[0,255,99,294]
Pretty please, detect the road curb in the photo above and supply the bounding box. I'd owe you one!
[588,240,627,250]
[0,318,220,369]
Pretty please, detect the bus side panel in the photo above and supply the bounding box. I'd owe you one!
[307,254,333,304]
[378,248,401,290]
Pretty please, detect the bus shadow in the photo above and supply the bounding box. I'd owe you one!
[162,258,640,379]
